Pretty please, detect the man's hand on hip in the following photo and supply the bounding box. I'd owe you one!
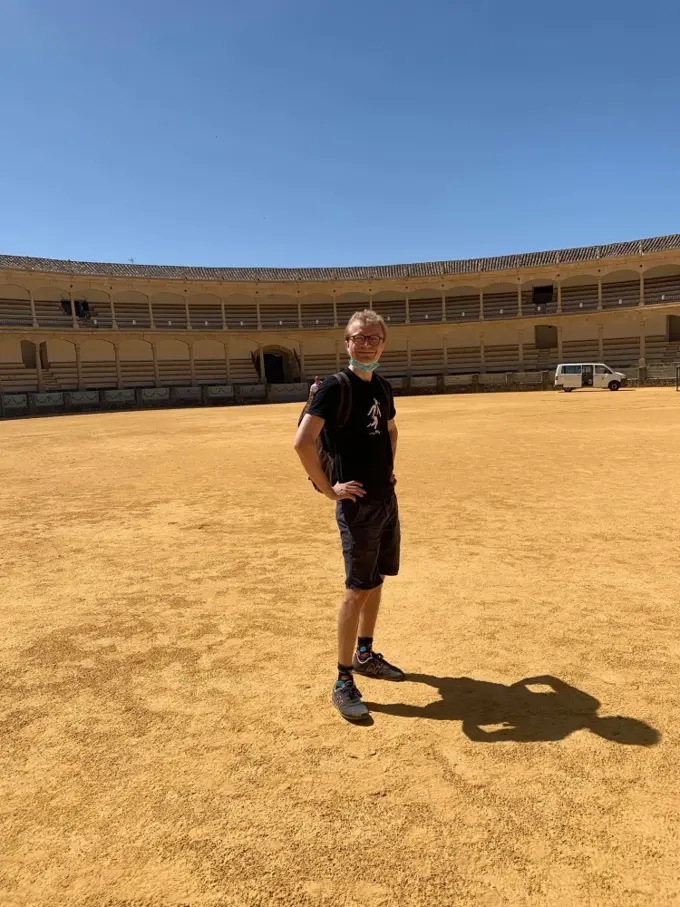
[328,481,365,503]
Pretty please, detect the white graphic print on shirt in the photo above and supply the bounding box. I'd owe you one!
[367,398,381,434]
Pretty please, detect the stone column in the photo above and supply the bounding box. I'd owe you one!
[556,282,562,314]
[597,323,604,360]
[70,292,78,328]
[188,342,196,386]
[148,296,156,329]
[35,342,45,391]
[333,295,338,329]
[297,300,303,330]
[443,335,448,375]
[184,295,192,330]
[479,290,484,321]
[517,285,523,317]
[114,343,123,389]
[518,331,524,370]
[479,332,485,372]
[256,299,262,330]
[368,292,373,311]
[220,300,227,331]
[110,292,118,329]
[29,290,38,328]
[75,343,83,389]
[597,278,603,311]
[152,342,160,387]
[258,344,265,384]
[405,296,410,325]
[639,321,646,362]
[639,273,645,307]
[224,340,231,384]
[441,293,446,323]
[406,338,412,376]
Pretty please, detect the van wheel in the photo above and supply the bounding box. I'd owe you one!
[563,387,573,393]
[608,381,621,391]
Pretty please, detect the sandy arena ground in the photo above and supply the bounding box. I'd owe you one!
[1,387,679,907]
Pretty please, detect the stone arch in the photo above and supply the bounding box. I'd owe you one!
[560,273,599,314]
[223,292,258,329]
[601,268,640,310]
[118,338,154,388]
[32,284,71,301]
[336,291,371,327]
[111,290,150,328]
[155,337,190,360]
[39,338,77,390]
[642,263,680,305]
[259,293,298,329]
[299,291,334,329]
[0,334,24,361]
[155,337,190,385]
[72,287,113,327]
[150,291,187,329]
[254,344,301,383]
[0,283,30,300]
[79,338,117,389]
[0,284,33,326]
[372,290,407,325]
[444,284,480,322]
[188,292,223,329]
[118,338,153,360]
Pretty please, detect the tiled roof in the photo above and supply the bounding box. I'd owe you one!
[1,234,678,283]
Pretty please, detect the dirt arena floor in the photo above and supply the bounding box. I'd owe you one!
[1,387,679,907]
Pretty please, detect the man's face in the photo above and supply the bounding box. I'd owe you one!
[345,320,386,366]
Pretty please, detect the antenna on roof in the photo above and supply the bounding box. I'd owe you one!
[128,257,135,264]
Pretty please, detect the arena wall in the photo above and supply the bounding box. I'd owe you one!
[2,238,680,407]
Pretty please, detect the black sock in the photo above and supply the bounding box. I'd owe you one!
[357,637,373,657]
[337,663,353,683]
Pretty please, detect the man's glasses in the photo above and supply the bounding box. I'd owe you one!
[348,333,385,347]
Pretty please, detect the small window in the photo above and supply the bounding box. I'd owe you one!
[595,365,609,375]
[562,365,582,375]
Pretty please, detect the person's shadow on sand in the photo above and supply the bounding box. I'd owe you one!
[364,674,659,745]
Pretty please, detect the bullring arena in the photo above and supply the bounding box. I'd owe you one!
[1,239,679,906]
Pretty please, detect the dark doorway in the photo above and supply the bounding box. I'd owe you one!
[535,325,558,349]
[264,352,286,383]
[668,315,680,342]
[20,340,37,369]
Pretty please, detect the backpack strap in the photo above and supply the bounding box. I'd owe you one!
[334,371,352,427]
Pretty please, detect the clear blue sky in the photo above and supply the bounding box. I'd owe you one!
[1,0,678,268]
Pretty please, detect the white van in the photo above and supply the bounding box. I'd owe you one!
[555,363,627,392]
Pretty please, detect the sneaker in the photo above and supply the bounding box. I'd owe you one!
[331,679,369,721]
[353,651,405,681]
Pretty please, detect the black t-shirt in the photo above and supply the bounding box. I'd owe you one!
[308,368,396,500]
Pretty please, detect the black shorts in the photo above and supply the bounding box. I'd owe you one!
[336,493,400,591]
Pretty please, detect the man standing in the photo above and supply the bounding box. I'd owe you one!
[294,310,403,720]
[308,375,322,402]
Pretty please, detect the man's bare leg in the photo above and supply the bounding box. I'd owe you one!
[337,588,372,668]
[357,581,383,641]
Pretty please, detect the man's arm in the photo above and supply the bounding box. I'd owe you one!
[388,419,398,462]
[294,414,365,502]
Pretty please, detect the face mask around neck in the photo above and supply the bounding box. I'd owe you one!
[348,356,381,373]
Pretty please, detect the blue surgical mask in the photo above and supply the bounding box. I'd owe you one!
[349,356,381,373]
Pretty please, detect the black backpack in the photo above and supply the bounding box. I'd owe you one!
[298,372,352,493]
